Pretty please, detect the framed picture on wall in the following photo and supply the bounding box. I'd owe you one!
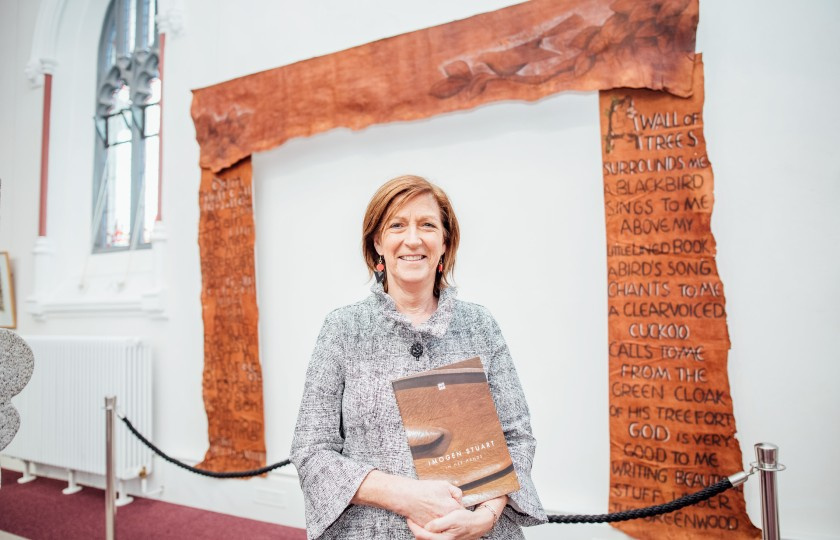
[0,252,16,328]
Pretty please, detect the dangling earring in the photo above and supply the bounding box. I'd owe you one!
[375,256,386,283]
[437,256,444,273]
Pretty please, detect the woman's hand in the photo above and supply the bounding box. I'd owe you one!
[352,472,463,526]
[406,508,493,540]
[406,495,507,539]
[394,479,465,526]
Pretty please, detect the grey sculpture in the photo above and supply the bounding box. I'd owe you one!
[0,329,34,452]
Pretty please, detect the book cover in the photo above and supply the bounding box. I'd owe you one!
[391,357,520,507]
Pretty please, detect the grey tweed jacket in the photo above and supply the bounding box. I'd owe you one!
[290,283,546,539]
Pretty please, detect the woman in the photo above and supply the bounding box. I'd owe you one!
[290,175,545,539]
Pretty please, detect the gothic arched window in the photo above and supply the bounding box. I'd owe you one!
[93,0,159,251]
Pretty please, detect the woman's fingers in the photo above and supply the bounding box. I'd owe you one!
[407,518,429,538]
[401,479,466,527]
[424,513,456,533]
[408,518,446,539]
[424,507,495,539]
[425,508,473,533]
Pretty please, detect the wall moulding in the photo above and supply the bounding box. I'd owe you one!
[25,227,168,321]
[155,0,186,38]
[25,0,67,86]
[26,295,163,321]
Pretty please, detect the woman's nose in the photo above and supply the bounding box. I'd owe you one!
[405,226,422,245]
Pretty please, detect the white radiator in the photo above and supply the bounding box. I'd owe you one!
[2,336,153,481]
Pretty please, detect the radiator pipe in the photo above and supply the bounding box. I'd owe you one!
[105,396,117,540]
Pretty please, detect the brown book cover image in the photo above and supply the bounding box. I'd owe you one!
[391,357,520,507]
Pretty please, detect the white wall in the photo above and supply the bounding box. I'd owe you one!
[1,1,838,538]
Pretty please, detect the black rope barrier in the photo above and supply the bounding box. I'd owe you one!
[121,414,742,524]
[547,478,734,524]
[120,416,290,478]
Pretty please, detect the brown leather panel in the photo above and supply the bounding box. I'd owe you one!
[191,0,698,173]
[600,57,759,539]
[196,157,267,473]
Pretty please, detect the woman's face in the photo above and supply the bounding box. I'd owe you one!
[374,193,446,294]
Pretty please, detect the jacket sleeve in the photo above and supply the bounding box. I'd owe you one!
[290,313,375,539]
[482,309,547,527]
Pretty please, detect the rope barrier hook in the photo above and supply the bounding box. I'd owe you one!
[727,469,752,488]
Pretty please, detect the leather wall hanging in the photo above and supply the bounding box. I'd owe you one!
[600,57,758,538]
[188,9,757,537]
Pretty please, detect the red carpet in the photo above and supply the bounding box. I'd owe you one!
[0,469,306,539]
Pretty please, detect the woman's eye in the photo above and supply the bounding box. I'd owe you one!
[389,222,403,229]
[423,222,437,228]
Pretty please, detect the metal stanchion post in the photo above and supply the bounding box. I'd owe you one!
[105,396,117,540]
[755,442,782,540]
